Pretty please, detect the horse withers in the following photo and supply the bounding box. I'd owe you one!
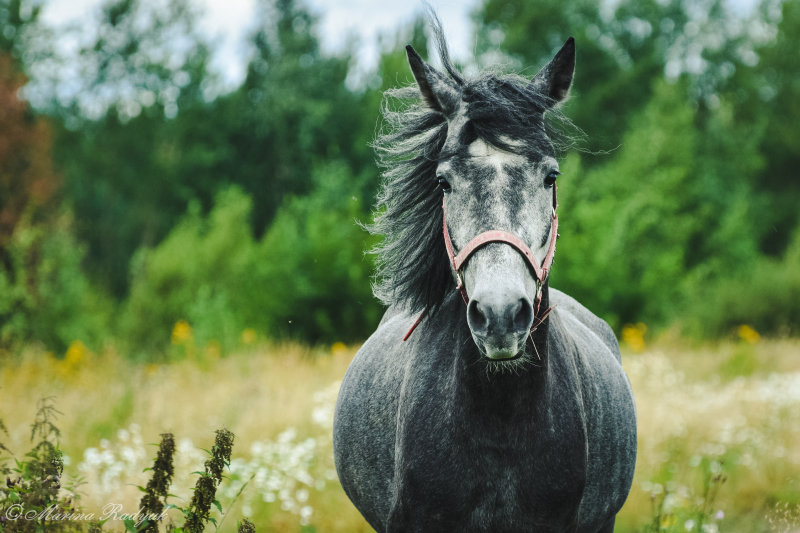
[333,18,637,533]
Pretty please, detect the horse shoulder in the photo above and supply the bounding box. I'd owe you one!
[333,306,413,531]
[549,288,621,363]
[549,289,636,529]
[336,304,411,440]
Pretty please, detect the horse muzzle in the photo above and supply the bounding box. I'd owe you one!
[466,286,534,360]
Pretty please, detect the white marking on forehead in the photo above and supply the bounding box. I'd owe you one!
[498,135,526,149]
[467,138,526,173]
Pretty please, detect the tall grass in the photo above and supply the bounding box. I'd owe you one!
[1,342,371,531]
[1,338,799,531]
[617,337,800,532]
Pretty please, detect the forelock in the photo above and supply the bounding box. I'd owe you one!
[460,75,556,157]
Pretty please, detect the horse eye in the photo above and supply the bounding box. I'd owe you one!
[544,170,559,187]
[438,176,452,192]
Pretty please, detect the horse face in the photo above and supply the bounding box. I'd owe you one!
[407,39,575,360]
[439,117,558,359]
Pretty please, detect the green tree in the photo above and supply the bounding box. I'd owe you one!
[218,0,372,234]
[476,0,795,335]
[27,0,212,120]
[725,0,800,255]
[46,0,380,300]
[475,0,764,154]
[554,79,759,330]
[120,187,257,355]
[246,161,380,343]
[555,80,694,327]
[475,0,664,150]
[121,167,380,356]
[44,0,216,296]
[0,211,111,352]
[0,0,43,68]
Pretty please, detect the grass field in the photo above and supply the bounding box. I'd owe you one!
[1,335,799,532]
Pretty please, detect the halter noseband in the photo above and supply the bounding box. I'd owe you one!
[403,185,559,341]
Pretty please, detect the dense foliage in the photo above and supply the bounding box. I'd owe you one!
[0,0,797,357]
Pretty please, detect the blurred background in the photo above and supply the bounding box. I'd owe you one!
[1,0,799,531]
[1,0,799,354]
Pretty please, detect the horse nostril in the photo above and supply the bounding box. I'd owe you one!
[512,298,534,333]
[468,296,533,337]
[467,299,489,335]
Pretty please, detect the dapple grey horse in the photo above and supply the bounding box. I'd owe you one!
[334,18,637,532]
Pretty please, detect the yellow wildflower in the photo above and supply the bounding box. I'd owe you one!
[60,340,89,376]
[64,340,88,366]
[660,514,676,528]
[621,322,647,352]
[737,324,760,344]
[171,320,193,344]
[241,328,258,345]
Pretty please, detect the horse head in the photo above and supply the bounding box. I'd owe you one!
[406,38,575,360]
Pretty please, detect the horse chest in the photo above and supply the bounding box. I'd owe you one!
[388,367,588,531]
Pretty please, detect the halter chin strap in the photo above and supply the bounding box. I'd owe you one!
[403,185,559,341]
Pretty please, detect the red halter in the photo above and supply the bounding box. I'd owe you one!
[403,185,559,341]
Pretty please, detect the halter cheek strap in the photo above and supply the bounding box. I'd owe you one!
[403,185,559,341]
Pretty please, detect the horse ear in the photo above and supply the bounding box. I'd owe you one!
[529,37,575,107]
[406,45,460,114]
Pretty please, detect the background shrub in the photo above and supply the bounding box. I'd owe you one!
[120,165,380,358]
[0,212,111,353]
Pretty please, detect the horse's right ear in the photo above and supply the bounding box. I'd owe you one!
[406,45,459,115]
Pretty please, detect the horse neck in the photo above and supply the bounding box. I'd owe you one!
[440,283,554,407]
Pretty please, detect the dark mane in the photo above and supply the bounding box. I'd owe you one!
[368,21,576,314]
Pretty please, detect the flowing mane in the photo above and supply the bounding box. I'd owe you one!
[368,20,575,314]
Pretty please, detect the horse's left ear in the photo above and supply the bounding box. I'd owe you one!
[529,37,575,107]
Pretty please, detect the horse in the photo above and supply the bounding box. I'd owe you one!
[333,17,637,533]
